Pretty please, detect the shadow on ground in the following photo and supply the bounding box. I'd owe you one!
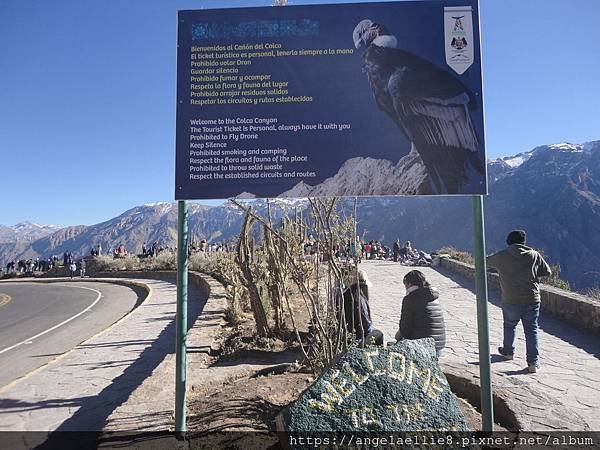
[435,267,600,359]
[215,348,302,368]
[0,282,207,435]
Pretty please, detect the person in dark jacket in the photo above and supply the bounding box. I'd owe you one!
[392,239,401,262]
[339,269,384,347]
[487,229,551,373]
[395,270,446,357]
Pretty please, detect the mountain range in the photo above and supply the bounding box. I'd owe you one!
[1,140,599,290]
[0,222,60,244]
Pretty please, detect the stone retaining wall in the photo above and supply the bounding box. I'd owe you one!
[95,270,228,354]
[439,257,600,335]
[441,360,590,431]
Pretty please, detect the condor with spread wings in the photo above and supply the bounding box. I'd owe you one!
[353,19,485,194]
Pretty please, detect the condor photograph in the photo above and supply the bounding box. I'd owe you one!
[175,0,487,200]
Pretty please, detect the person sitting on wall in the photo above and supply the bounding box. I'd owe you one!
[115,243,127,258]
[338,269,384,347]
[395,269,446,357]
[399,241,414,262]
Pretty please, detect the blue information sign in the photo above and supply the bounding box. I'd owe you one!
[175,1,486,199]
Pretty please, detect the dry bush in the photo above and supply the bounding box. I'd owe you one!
[190,251,249,325]
[582,287,600,304]
[94,254,141,271]
[537,249,570,291]
[94,252,176,272]
[190,252,232,275]
[437,246,475,265]
[229,198,360,374]
[542,264,570,291]
[146,251,176,270]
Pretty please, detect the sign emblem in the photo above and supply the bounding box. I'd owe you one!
[451,36,467,50]
[453,16,464,32]
[444,7,474,75]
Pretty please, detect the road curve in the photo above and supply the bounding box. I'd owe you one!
[0,281,144,388]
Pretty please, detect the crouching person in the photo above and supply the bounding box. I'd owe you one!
[395,270,446,357]
[341,269,384,347]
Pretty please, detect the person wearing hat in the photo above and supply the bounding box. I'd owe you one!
[487,229,552,373]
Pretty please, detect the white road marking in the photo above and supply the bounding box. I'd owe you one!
[0,285,102,355]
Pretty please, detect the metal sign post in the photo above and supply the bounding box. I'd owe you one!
[175,200,189,434]
[472,194,494,431]
[175,0,489,434]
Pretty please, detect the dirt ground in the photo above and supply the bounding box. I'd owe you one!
[187,309,502,449]
[188,370,487,429]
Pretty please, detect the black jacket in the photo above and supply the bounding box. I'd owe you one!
[341,282,373,341]
[398,286,446,351]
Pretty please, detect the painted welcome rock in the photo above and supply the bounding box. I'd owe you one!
[280,338,467,433]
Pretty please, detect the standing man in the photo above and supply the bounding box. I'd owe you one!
[69,261,77,279]
[392,239,401,262]
[487,230,551,373]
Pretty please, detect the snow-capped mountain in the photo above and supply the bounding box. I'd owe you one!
[0,198,307,265]
[281,151,429,197]
[246,152,427,198]
[0,221,60,244]
[2,140,599,290]
[362,140,600,289]
[497,151,534,168]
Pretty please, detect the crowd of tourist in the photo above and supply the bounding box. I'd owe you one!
[301,236,434,267]
[1,224,551,374]
[4,258,57,275]
[2,251,86,278]
[190,239,231,254]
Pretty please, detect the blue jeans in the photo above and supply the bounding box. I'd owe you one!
[502,302,540,364]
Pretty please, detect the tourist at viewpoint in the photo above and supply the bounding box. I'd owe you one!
[487,229,551,373]
[392,239,401,262]
[395,269,446,357]
[338,269,384,347]
[68,261,77,279]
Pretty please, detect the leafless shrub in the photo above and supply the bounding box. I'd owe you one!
[229,198,359,373]
[437,246,474,265]
[581,287,600,304]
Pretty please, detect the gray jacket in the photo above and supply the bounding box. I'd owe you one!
[487,244,552,304]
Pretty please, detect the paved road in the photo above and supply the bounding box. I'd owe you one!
[0,278,205,433]
[362,260,600,430]
[0,282,143,388]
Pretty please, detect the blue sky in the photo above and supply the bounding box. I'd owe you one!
[1,0,599,226]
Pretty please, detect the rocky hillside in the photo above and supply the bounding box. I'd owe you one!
[0,222,59,244]
[355,141,600,289]
[486,141,600,289]
[2,141,599,289]
[0,200,304,264]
